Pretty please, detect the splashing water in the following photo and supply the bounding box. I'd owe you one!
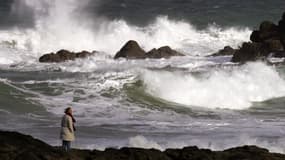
[141,62,285,109]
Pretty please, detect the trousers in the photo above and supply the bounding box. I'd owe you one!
[62,140,71,151]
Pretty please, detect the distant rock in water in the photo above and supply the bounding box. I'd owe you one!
[209,46,236,57]
[231,12,285,63]
[114,40,146,59]
[146,46,184,58]
[114,40,185,59]
[1,130,285,160]
[39,49,95,63]
[232,42,263,62]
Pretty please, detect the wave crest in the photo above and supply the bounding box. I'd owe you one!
[0,0,250,63]
[141,62,285,109]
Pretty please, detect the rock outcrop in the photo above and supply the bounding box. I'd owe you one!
[231,12,285,63]
[114,40,146,59]
[209,46,236,57]
[39,50,95,63]
[1,130,285,160]
[146,46,185,59]
[114,40,185,59]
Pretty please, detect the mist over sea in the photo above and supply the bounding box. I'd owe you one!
[1,0,285,153]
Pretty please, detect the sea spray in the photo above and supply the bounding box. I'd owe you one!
[0,0,250,61]
[141,62,285,109]
[0,0,285,155]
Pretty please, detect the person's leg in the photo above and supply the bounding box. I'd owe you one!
[62,140,68,151]
[66,141,71,151]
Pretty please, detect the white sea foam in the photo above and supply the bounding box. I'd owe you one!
[0,0,250,67]
[1,0,285,155]
[127,134,285,153]
[141,62,285,109]
[129,135,163,150]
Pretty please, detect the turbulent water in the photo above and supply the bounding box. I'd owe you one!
[1,0,285,153]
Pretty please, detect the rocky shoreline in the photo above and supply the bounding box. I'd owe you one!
[210,12,285,63]
[0,130,285,160]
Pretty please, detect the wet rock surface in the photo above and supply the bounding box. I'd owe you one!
[114,40,146,59]
[39,49,96,63]
[231,12,285,62]
[114,40,185,59]
[1,131,285,160]
[210,12,285,63]
[209,46,236,57]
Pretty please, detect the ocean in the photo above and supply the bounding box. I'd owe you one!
[1,0,285,153]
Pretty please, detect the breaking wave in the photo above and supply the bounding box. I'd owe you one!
[141,62,285,109]
[0,0,250,66]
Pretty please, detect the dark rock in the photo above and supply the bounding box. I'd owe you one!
[278,12,285,32]
[98,148,171,160]
[250,21,280,43]
[232,40,284,63]
[114,40,185,59]
[259,21,278,33]
[146,46,184,59]
[250,30,262,42]
[279,19,285,32]
[76,50,94,58]
[165,146,214,160]
[264,39,284,51]
[114,40,146,59]
[209,46,236,57]
[39,53,60,63]
[220,146,285,160]
[231,12,285,63]
[56,49,76,61]
[39,50,94,63]
[278,14,285,47]
[257,21,280,42]
[0,131,63,160]
[231,42,264,63]
[1,130,285,160]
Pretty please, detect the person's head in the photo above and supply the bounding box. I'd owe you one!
[64,107,72,115]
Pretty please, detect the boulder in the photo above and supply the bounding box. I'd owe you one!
[250,21,279,43]
[146,46,184,59]
[209,46,236,56]
[232,40,284,63]
[39,50,94,63]
[39,53,60,63]
[114,40,146,59]
[231,42,264,63]
[264,39,284,51]
[259,21,278,33]
[114,40,185,59]
[250,30,262,42]
[56,49,76,61]
[278,12,285,32]
[76,50,94,58]
[231,12,285,63]
[278,13,285,48]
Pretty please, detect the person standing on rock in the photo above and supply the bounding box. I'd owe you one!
[60,107,76,151]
